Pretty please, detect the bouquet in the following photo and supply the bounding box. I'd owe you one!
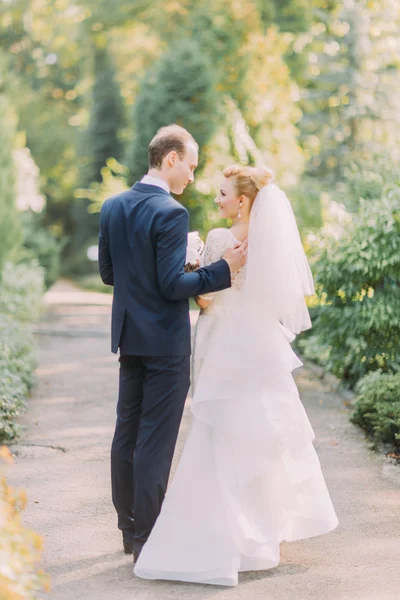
[185,231,204,272]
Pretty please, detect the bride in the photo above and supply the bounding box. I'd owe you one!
[134,164,338,586]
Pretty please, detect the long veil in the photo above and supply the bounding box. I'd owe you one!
[243,183,315,342]
[191,183,317,456]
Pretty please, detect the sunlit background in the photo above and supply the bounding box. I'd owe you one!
[2,0,400,276]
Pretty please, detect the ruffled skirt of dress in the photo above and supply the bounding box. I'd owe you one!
[134,308,338,586]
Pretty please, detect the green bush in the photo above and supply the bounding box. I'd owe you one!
[0,361,28,442]
[0,317,37,391]
[0,69,21,274]
[351,371,400,451]
[296,324,330,367]
[0,260,44,443]
[340,155,400,209]
[19,212,64,290]
[0,261,44,323]
[301,185,400,387]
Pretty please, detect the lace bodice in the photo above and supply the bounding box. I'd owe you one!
[199,228,246,301]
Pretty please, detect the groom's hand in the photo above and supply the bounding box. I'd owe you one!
[223,239,248,278]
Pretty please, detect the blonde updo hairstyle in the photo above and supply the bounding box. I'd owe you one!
[222,164,274,208]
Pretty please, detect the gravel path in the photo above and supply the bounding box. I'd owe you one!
[7,280,400,600]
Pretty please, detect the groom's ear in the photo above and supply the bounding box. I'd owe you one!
[166,150,178,167]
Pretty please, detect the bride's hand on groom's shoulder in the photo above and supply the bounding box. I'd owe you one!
[223,238,248,276]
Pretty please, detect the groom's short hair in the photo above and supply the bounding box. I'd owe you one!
[148,125,197,169]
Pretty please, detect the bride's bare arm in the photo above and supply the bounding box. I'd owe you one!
[194,295,211,310]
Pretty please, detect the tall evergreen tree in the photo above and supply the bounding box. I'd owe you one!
[130,39,220,183]
[84,46,125,184]
[66,44,125,273]
[150,0,314,116]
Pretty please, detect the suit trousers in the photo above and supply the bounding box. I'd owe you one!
[111,354,190,553]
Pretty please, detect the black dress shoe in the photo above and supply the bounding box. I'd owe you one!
[122,533,133,554]
[133,549,141,563]
[123,538,134,554]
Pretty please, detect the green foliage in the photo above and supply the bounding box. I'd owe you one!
[19,212,64,290]
[69,44,125,271]
[301,185,400,387]
[0,260,44,443]
[0,316,36,391]
[77,0,156,30]
[0,0,83,233]
[84,158,129,214]
[287,176,324,232]
[0,57,21,275]
[0,0,316,274]
[67,160,127,278]
[185,188,216,236]
[270,0,312,33]
[351,371,400,451]
[296,322,330,366]
[298,0,400,182]
[72,158,127,274]
[155,1,256,109]
[338,155,400,210]
[62,242,100,278]
[130,39,221,183]
[0,318,34,442]
[151,2,304,184]
[0,261,44,324]
[83,46,125,184]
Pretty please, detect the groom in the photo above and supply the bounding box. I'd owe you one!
[99,124,247,562]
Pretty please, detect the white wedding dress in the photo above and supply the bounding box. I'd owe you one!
[134,186,338,587]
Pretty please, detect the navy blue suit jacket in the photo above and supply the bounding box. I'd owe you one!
[98,182,231,356]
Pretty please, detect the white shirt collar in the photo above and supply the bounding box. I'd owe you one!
[141,175,170,194]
